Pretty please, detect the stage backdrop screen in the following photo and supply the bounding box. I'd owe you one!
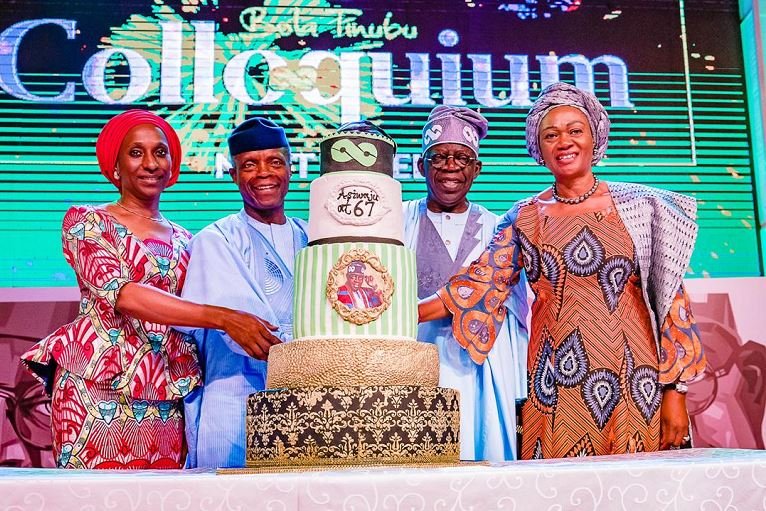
[0,0,760,287]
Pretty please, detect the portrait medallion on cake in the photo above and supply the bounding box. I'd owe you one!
[326,248,394,324]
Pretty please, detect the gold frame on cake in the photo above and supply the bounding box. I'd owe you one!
[325,248,395,325]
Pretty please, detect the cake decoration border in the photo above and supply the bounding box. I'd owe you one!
[241,453,462,470]
[320,130,396,148]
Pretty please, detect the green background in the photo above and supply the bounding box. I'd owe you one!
[0,0,761,286]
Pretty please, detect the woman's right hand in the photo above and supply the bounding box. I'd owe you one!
[221,309,282,360]
[418,294,451,322]
[113,283,282,360]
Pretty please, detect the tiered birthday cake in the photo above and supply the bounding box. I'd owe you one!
[245,123,460,468]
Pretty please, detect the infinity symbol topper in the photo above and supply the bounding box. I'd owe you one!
[330,139,378,167]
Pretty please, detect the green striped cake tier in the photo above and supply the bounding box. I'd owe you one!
[293,242,417,340]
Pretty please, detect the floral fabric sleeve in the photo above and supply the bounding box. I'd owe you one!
[62,205,133,308]
[658,283,707,384]
[437,213,524,365]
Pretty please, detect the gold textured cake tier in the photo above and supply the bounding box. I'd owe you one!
[246,385,460,468]
[266,339,439,389]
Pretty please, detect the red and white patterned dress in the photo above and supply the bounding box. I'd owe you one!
[22,205,201,469]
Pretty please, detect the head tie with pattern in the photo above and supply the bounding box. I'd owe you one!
[525,82,610,166]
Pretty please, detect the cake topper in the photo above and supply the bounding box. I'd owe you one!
[319,120,397,176]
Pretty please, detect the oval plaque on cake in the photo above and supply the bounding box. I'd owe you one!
[326,248,394,325]
[325,179,391,226]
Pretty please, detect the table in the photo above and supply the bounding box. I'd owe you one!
[2,449,765,510]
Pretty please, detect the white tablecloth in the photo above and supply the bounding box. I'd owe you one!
[2,449,765,510]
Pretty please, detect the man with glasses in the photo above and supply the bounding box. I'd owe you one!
[405,105,529,461]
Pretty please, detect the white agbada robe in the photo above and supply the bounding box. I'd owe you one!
[178,210,307,468]
[404,198,529,461]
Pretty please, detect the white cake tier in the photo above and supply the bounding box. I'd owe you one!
[266,339,439,388]
[307,171,404,244]
[293,242,417,340]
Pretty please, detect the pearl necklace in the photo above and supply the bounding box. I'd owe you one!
[551,176,600,205]
[114,201,167,224]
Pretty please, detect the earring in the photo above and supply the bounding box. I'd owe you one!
[538,158,545,166]
[113,170,120,180]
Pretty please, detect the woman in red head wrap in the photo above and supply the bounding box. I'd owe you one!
[21,110,281,469]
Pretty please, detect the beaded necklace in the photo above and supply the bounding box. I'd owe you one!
[551,175,600,205]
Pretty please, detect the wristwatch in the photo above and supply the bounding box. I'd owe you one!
[662,382,689,394]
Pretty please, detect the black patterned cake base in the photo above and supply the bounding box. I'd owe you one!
[246,385,460,468]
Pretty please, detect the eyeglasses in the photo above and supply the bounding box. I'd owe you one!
[426,153,476,169]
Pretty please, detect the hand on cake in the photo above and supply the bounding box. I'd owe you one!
[222,310,282,360]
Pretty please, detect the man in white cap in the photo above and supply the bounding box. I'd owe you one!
[405,106,529,461]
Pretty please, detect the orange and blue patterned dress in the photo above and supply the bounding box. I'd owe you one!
[439,198,706,459]
[21,205,201,469]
